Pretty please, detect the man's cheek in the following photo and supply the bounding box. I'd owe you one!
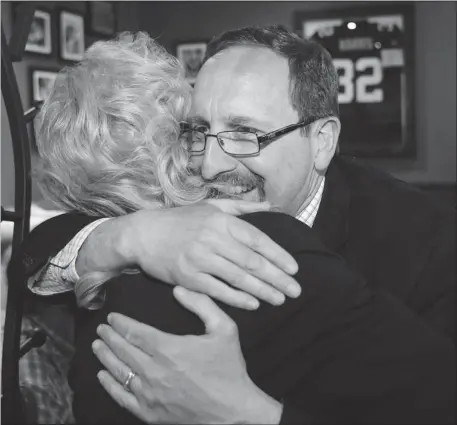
[264,180,288,212]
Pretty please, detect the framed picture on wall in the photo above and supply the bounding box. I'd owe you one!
[25,9,52,55]
[88,1,117,36]
[294,3,415,157]
[59,10,85,61]
[30,69,58,103]
[29,68,59,150]
[176,42,207,85]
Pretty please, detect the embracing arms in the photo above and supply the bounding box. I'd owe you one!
[16,202,301,308]
[15,203,456,424]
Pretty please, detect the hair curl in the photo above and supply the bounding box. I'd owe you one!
[34,32,212,308]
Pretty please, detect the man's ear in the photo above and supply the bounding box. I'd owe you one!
[311,116,341,172]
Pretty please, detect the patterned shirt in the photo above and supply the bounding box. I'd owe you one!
[20,305,75,423]
[28,218,111,296]
[296,177,325,227]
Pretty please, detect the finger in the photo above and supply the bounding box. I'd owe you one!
[205,199,271,215]
[92,339,143,395]
[203,255,286,306]
[173,286,237,335]
[186,274,260,310]
[96,323,155,376]
[227,217,299,275]
[213,237,301,299]
[106,313,174,355]
[97,370,152,423]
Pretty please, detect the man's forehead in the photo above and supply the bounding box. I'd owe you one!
[189,91,283,128]
[198,46,288,85]
[187,113,272,128]
[190,46,292,125]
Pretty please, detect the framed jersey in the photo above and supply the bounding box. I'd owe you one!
[295,3,415,157]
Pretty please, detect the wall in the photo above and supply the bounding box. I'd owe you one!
[2,1,456,209]
[138,0,456,185]
[1,1,141,207]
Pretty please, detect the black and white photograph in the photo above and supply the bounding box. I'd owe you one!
[25,9,52,55]
[59,10,85,61]
[88,1,116,36]
[1,2,456,425]
[31,69,58,103]
[176,42,207,84]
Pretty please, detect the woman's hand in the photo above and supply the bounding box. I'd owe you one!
[93,287,283,424]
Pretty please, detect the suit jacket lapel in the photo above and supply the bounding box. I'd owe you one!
[313,156,351,253]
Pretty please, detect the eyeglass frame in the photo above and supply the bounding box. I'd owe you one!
[180,115,322,158]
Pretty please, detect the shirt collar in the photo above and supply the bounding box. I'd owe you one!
[296,177,325,227]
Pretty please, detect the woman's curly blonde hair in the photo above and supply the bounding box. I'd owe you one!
[34,31,209,217]
[34,32,212,307]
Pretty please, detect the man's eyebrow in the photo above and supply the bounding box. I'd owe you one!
[225,115,270,128]
[186,115,271,129]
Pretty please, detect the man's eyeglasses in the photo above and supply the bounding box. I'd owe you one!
[180,116,319,158]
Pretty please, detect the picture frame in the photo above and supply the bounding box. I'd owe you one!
[29,68,60,151]
[87,1,117,36]
[30,68,58,104]
[59,10,85,61]
[294,3,415,157]
[176,42,208,85]
[24,9,52,55]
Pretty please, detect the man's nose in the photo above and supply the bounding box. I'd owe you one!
[201,136,237,180]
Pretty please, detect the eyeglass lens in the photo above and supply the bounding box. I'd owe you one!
[183,130,259,155]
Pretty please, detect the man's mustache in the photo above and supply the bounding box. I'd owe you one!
[189,168,265,200]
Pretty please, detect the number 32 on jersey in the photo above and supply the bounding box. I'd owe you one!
[334,57,383,104]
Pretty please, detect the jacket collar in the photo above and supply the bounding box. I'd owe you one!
[313,156,351,252]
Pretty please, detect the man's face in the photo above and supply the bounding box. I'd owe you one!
[189,46,317,215]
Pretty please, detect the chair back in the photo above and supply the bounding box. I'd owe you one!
[1,5,40,423]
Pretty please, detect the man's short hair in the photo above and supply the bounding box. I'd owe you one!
[204,25,339,123]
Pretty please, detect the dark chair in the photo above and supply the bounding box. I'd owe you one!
[1,5,48,424]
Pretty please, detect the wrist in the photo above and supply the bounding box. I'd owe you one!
[76,215,134,276]
[241,381,283,425]
[117,209,164,267]
[116,211,144,267]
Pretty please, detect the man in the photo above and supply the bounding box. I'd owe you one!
[17,26,455,423]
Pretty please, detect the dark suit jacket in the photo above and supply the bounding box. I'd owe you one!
[313,157,455,342]
[13,156,456,424]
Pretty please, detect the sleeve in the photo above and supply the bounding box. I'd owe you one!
[279,404,306,425]
[274,287,455,425]
[281,215,456,424]
[27,218,112,296]
[9,212,102,282]
[408,212,456,341]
